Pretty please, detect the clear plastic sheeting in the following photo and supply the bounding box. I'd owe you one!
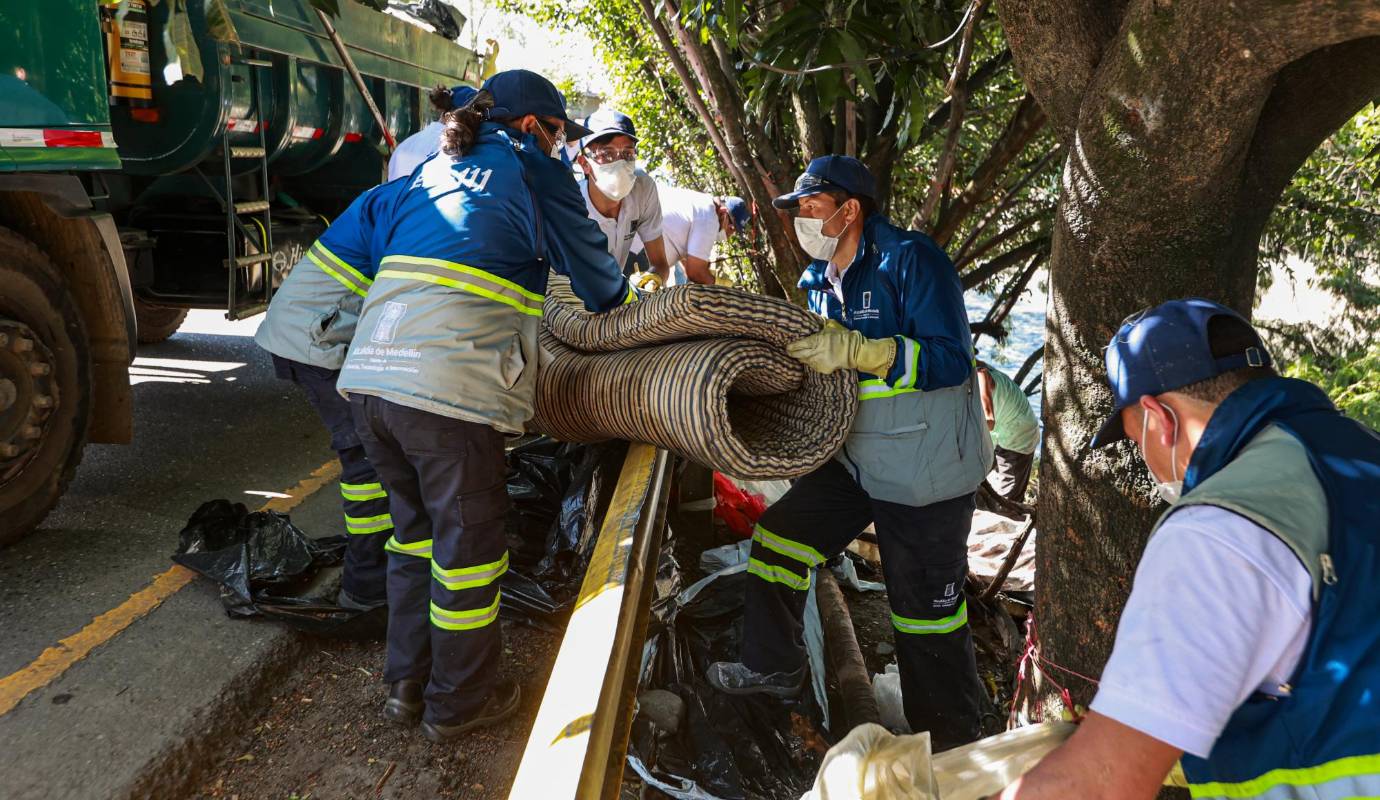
[799,722,1076,800]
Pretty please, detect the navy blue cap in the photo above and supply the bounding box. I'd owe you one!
[481,69,592,139]
[448,85,478,110]
[773,155,877,209]
[1092,298,1272,448]
[722,196,750,234]
[581,108,638,147]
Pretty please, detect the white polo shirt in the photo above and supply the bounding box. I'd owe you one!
[1089,504,1312,758]
[581,168,663,267]
[387,121,443,182]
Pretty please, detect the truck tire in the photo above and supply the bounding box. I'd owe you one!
[134,297,189,344]
[0,227,91,547]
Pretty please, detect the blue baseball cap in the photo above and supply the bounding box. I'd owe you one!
[722,196,750,234]
[481,69,592,139]
[581,108,638,147]
[773,155,877,209]
[448,85,478,110]
[1092,298,1272,448]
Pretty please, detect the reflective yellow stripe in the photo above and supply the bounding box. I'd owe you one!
[746,557,810,591]
[378,255,543,316]
[623,283,638,304]
[340,482,387,502]
[898,336,921,389]
[892,601,967,634]
[312,242,371,287]
[376,269,543,317]
[1188,754,1380,799]
[385,536,432,558]
[858,378,920,401]
[752,524,826,568]
[344,512,392,534]
[431,551,509,591]
[429,593,502,631]
[309,251,368,298]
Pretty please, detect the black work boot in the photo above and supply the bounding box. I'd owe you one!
[420,679,521,743]
[705,661,805,698]
[382,679,425,725]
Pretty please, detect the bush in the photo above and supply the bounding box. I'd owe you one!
[1283,343,1380,431]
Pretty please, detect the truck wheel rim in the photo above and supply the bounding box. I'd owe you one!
[0,319,57,482]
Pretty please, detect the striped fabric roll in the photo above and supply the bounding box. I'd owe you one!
[530,281,858,479]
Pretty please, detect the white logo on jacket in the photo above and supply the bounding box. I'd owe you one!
[371,301,408,344]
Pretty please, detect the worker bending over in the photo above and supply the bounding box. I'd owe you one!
[388,85,477,181]
[255,182,403,611]
[999,299,1380,799]
[708,155,992,750]
[977,360,1039,502]
[632,186,750,286]
[574,108,670,289]
[337,70,638,743]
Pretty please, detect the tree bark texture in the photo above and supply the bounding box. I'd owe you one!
[995,0,1380,714]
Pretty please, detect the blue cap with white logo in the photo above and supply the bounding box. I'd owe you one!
[581,108,638,146]
[448,85,478,110]
[772,155,877,209]
[481,69,592,139]
[1092,298,1272,448]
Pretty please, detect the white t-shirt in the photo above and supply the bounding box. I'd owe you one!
[387,121,443,182]
[1090,505,1312,758]
[580,169,663,268]
[656,185,722,272]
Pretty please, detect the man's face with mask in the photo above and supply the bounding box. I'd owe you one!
[796,192,857,235]
[1122,396,1184,502]
[520,114,568,159]
[579,134,638,202]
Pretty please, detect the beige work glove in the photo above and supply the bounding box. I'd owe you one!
[787,319,897,376]
[632,270,664,292]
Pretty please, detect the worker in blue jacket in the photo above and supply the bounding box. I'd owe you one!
[255,179,407,610]
[337,70,637,743]
[708,156,992,750]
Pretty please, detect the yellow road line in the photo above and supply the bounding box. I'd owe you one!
[0,458,342,717]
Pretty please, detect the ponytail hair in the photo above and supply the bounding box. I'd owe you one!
[439,89,495,157]
[427,84,453,115]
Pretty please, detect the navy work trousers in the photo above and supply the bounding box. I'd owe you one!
[350,394,509,725]
[272,356,390,605]
[742,459,982,750]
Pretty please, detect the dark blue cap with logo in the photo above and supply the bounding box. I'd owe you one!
[481,69,592,139]
[773,155,877,209]
[448,85,478,110]
[722,196,750,234]
[581,108,638,146]
[1092,298,1272,448]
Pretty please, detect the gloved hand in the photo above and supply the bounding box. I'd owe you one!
[632,271,664,292]
[787,319,897,376]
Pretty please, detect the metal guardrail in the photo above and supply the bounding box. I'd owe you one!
[509,443,672,799]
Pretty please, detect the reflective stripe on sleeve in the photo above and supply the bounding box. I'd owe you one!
[746,557,810,591]
[308,242,371,297]
[377,256,544,317]
[340,481,387,502]
[623,283,639,304]
[344,512,393,535]
[431,551,510,591]
[752,524,826,568]
[429,593,502,631]
[1187,754,1380,800]
[891,600,968,635]
[384,536,432,559]
[858,378,920,401]
[897,336,920,389]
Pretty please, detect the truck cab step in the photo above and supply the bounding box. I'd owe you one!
[224,253,274,268]
[227,147,267,158]
[233,201,271,214]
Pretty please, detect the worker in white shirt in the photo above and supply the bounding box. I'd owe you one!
[387,85,477,181]
[647,186,750,286]
[575,109,671,290]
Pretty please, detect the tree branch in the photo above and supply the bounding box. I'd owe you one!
[1013,344,1045,386]
[952,144,1063,263]
[961,235,1050,290]
[915,0,989,231]
[955,209,1045,270]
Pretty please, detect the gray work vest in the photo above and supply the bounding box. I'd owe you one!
[254,241,372,370]
[335,257,545,435]
[837,370,994,507]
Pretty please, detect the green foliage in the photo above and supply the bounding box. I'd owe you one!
[1283,343,1380,431]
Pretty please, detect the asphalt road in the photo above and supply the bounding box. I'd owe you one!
[0,312,351,800]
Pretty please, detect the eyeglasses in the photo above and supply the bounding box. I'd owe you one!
[584,146,637,164]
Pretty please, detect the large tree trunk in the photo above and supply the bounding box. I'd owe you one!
[995,0,1380,716]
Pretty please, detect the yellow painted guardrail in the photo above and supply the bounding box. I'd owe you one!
[509,443,671,799]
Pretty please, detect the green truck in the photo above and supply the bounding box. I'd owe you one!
[0,0,479,544]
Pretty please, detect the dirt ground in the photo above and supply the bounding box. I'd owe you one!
[191,621,558,800]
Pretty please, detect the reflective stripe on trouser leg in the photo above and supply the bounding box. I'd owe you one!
[741,461,875,676]
[339,444,391,605]
[873,490,982,750]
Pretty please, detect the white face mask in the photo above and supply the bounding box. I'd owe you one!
[535,121,566,160]
[1140,405,1183,504]
[590,159,636,201]
[793,204,846,262]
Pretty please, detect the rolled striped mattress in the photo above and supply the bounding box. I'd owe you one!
[529,280,858,479]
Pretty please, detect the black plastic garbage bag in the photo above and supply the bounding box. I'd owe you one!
[386,0,463,40]
[172,499,345,620]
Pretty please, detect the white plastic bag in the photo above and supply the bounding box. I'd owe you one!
[871,664,910,733]
[800,723,937,800]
